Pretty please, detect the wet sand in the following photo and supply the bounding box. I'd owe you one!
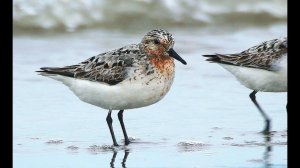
[13,26,287,168]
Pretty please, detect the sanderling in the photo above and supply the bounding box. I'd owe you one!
[203,37,287,134]
[37,29,187,146]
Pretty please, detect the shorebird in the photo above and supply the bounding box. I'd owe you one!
[203,37,287,134]
[37,29,187,146]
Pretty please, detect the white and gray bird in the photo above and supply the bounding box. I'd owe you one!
[203,37,287,134]
[37,29,187,146]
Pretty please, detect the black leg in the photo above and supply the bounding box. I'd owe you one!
[249,90,271,134]
[118,110,130,145]
[106,110,119,146]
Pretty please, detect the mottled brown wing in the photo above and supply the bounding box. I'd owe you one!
[38,44,140,85]
[203,37,287,71]
[73,58,127,85]
[207,51,285,70]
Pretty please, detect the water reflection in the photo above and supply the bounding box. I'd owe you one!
[262,134,272,168]
[110,150,130,168]
[122,150,129,168]
[110,152,117,168]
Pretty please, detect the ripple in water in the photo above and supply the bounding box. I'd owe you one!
[177,140,210,152]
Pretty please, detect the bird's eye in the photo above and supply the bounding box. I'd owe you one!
[154,39,160,44]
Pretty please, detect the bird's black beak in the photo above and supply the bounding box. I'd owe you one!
[168,48,187,65]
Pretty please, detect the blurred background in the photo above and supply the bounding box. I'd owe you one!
[13,0,286,33]
[13,0,287,168]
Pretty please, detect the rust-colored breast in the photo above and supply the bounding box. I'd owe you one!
[149,56,175,79]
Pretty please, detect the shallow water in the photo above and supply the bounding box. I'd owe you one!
[14,25,287,167]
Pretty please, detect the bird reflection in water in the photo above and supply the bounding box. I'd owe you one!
[262,134,272,168]
[110,150,130,168]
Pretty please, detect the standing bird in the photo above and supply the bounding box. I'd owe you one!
[37,29,187,146]
[203,37,287,134]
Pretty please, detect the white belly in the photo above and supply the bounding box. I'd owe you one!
[220,58,287,92]
[47,73,174,110]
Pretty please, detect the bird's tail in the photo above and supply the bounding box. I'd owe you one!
[36,67,75,77]
[36,67,78,86]
[202,54,222,63]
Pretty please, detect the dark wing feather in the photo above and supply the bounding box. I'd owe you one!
[203,37,287,71]
[37,44,141,85]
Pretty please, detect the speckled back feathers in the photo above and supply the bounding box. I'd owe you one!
[38,29,177,85]
[203,37,287,71]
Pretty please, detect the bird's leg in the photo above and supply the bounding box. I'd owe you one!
[106,110,119,146]
[118,110,130,145]
[249,90,271,135]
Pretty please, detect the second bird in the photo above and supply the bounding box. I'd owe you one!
[203,37,287,134]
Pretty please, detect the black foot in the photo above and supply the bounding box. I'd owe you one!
[261,119,271,135]
[124,139,130,146]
